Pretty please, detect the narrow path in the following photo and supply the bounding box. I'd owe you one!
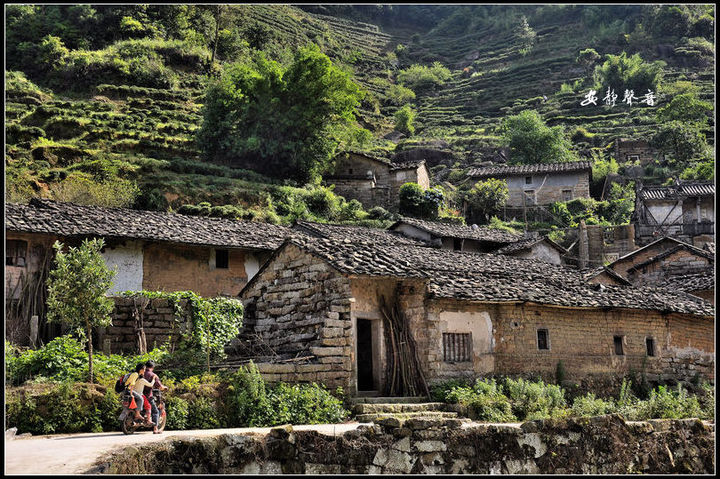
[4,423,368,475]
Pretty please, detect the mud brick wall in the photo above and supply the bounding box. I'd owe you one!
[98,297,193,354]
[627,249,712,285]
[240,244,354,390]
[96,415,715,474]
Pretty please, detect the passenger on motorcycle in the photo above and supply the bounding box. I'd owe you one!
[124,362,155,424]
[143,360,168,434]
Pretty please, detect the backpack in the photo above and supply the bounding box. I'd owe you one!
[114,372,131,394]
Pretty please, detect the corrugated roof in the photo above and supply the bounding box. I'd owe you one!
[467,161,592,178]
[639,182,715,201]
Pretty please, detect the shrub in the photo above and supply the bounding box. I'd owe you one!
[394,105,416,136]
[267,383,348,426]
[165,396,189,430]
[396,62,451,91]
[593,52,665,94]
[399,183,444,219]
[571,393,616,417]
[503,377,567,420]
[501,110,577,164]
[466,178,509,223]
[387,84,416,105]
[445,379,517,422]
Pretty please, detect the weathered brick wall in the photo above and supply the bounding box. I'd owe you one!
[615,139,657,165]
[627,249,712,285]
[98,297,193,354]
[505,171,590,207]
[142,243,250,297]
[240,244,353,390]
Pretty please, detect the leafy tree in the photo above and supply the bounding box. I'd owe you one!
[399,183,443,219]
[515,15,536,55]
[397,62,451,91]
[680,157,715,181]
[467,178,509,223]
[394,105,416,136]
[656,92,713,124]
[46,238,116,383]
[648,5,692,38]
[593,52,665,94]
[576,48,600,77]
[501,110,577,164]
[197,44,364,183]
[387,83,415,105]
[651,121,708,163]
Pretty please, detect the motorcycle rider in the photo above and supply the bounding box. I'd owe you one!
[124,362,155,423]
[143,360,168,434]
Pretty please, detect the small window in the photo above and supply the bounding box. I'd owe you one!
[525,176,532,185]
[562,190,573,202]
[6,240,28,267]
[646,338,655,357]
[537,329,549,350]
[349,168,353,174]
[524,190,536,205]
[215,249,229,269]
[453,238,463,251]
[443,332,472,362]
[614,335,624,356]
[627,155,639,162]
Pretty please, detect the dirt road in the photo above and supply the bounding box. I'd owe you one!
[4,423,368,475]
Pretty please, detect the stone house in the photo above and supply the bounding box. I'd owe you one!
[6,198,289,345]
[602,236,715,287]
[325,151,430,211]
[632,181,715,247]
[466,161,591,207]
[239,237,714,395]
[388,217,567,264]
[614,138,659,165]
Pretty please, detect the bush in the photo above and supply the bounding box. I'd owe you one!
[396,62,451,91]
[267,383,348,426]
[445,379,516,422]
[593,52,665,94]
[571,393,616,417]
[394,105,416,136]
[399,183,444,219]
[503,377,568,420]
[165,396,189,430]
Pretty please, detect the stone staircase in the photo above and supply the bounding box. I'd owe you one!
[349,396,459,423]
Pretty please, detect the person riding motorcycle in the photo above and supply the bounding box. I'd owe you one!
[142,360,168,434]
[124,362,155,424]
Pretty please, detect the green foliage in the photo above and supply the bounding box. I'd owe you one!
[570,393,615,417]
[593,52,665,94]
[515,16,536,56]
[501,110,577,164]
[466,178,509,223]
[503,377,568,420]
[46,239,116,382]
[399,183,444,219]
[47,175,140,208]
[394,105,416,136]
[555,361,566,385]
[396,62,451,91]
[680,157,715,181]
[445,379,517,422]
[651,121,708,163]
[387,84,416,105]
[267,383,348,426]
[576,48,600,75]
[121,291,243,358]
[165,396,189,430]
[197,44,364,183]
[656,92,713,124]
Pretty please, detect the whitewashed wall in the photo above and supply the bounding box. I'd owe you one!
[101,241,144,294]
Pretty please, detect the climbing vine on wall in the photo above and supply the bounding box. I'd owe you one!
[120,291,243,357]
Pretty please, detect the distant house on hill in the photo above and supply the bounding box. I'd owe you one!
[325,151,430,211]
[388,217,567,264]
[614,138,659,165]
[466,161,592,207]
[632,180,715,247]
[238,236,714,395]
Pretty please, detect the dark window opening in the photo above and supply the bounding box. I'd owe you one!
[6,240,28,267]
[646,338,655,357]
[524,190,536,205]
[562,190,573,202]
[537,329,549,350]
[443,332,472,362]
[453,238,463,251]
[614,336,624,355]
[215,249,229,269]
[349,168,353,174]
[357,319,374,391]
[525,176,532,184]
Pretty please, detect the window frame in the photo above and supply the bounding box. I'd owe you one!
[442,332,473,363]
[536,328,550,351]
[6,239,28,267]
[525,176,532,185]
[562,189,573,202]
[645,337,655,357]
[613,335,625,356]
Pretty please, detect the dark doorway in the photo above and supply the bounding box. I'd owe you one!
[356,319,375,391]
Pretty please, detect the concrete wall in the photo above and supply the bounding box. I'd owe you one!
[101,241,144,294]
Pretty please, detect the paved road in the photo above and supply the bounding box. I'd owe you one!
[4,423,369,475]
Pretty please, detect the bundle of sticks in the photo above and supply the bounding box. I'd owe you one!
[380,293,429,398]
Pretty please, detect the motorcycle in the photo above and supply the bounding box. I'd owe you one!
[119,388,167,435]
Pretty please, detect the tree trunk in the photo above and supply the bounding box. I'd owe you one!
[211,5,221,65]
[87,323,94,384]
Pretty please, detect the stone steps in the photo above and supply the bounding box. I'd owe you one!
[353,402,447,415]
[356,411,459,423]
[349,396,430,405]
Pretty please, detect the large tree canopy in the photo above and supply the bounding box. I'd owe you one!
[501,110,577,164]
[197,44,365,183]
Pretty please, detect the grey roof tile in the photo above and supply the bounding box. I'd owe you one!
[468,161,592,178]
[390,217,522,244]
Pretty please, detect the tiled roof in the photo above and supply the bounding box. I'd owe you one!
[6,199,291,251]
[390,160,426,171]
[704,243,715,255]
[626,244,714,273]
[494,236,568,255]
[467,161,592,178]
[246,237,713,316]
[609,236,705,268]
[639,182,715,201]
[659,271,715,293]
[581,266,632,286]
[291,220,426,246]
[390,217,522,244]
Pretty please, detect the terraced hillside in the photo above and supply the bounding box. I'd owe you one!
[5,4,715,218]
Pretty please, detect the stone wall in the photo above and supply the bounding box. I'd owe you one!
[98,297,193,354]
[239,244,354,390]
[615,139,658,165]
[505,171,590,207]
[626,248,712,285]
[93,415,715,474]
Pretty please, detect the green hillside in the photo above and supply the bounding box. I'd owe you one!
[4,4,715,225]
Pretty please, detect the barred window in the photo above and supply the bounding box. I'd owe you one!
[6,240,27,267]
[443,333,472,362]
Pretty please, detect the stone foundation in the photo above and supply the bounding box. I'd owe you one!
[92,415,715,474]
